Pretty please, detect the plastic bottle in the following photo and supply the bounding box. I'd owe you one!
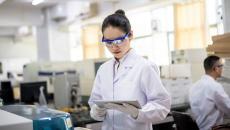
[0,98,3,106]
[39,86,47,106]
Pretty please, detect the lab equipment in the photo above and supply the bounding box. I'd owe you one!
[0,81,15,105]
[53,70,81,109]
[0,98,2,106]
[23,59,107,96]
[0,62,2,74]
[0,105,74,130]
[20,81,48,104]
[75,59,107,96]
[39,86,47,106]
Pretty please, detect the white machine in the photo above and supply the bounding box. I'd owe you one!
[53,70,81,109]
[23,62,81,108]
[23,58,108,108]
[73,58,108,96]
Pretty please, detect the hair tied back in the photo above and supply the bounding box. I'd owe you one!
[115,9,125,16]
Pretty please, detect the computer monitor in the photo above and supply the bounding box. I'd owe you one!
[0,81,15,105]
[0,62,2,74]
[20,81,48,104]
[94,61,105,76]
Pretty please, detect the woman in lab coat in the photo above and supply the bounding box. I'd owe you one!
[88,9,171,130]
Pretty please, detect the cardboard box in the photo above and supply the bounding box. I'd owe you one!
[212,32,230,43]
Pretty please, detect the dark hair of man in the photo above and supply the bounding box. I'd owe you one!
[203,55,220,73]
[101,9,131,34]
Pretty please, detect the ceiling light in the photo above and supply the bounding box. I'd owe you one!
[0,0,5,4]
[32,0,45,6]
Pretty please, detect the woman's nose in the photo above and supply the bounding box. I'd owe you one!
[111,44,119,48]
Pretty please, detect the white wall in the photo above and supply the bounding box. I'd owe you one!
[0,4,43,26]
[223,0,230,33]
[0,36,37,79]
[0,37,37,60]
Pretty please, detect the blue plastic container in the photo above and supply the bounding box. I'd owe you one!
[0,105,74,130]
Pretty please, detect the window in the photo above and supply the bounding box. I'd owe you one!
[174,0,206,49]
[206,0,224,44]
[127,6,173,65]
[69,24,83,61]
[129,11,152,38]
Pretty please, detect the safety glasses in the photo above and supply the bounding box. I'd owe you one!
[102,32,130,46]
[216,64,224,68]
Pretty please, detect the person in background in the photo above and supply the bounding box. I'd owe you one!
[88,9,171,130]
[189,55,230,130]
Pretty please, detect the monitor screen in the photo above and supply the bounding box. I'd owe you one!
[94,61,105,76]
[20,81,48,104]
[0,81,14,105]
[0,62,2,74]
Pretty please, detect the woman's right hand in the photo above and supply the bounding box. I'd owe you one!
[90,104,107,121]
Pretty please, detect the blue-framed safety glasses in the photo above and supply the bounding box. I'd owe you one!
[102,32,130,46]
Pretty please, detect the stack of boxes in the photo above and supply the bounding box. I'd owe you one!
[207,33,230,57]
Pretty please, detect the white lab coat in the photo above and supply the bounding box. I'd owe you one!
[89,49,171,130]
[189,75,230,130]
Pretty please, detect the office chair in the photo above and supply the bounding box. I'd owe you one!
[0,81,15,105]
[171,111,199,130]
[152,113,175,130]
[212,123,230,130]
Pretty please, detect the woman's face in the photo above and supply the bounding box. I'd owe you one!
[103,26,132,59]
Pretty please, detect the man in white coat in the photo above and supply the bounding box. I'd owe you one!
[88,9,171,130]
[189,55,230,130]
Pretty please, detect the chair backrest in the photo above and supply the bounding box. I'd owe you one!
[212,123,230,130]
[171,111,199,130]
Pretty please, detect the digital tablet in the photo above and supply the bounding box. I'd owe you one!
[93,100,141,109]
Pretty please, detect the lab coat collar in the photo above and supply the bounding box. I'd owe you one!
[113,49,139,83]
[202,74,215,81]
[112,49,137,68]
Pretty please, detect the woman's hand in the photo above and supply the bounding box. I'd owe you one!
[90,104,107,121]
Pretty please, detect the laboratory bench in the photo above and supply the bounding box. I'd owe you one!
[70,103,191,129]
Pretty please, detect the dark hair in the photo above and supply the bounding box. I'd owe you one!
[102,9,131,34]
[203,55,220,72]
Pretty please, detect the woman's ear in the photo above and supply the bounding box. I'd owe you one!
[212,66,218,72]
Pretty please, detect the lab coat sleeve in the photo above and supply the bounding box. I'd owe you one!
[88,67,103,107]
[88,74,102,105]
[88,68,106,121]
[214,85,230,117]
[135,63,171,123]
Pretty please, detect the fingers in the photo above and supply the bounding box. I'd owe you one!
[90,105,106,121]
[96,106,107,111]
[94,104,106,111]
[92,104,107,116]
